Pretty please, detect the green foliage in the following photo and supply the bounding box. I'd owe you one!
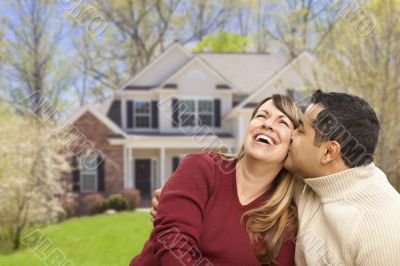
[83,194,107,215]
[121,189,141,211]
[192,30,251,52]
[106,194,128,212]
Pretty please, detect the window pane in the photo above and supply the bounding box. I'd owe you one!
[198,100,212,113]
[135,102,150,114]
[135,116,150,128]
[199,114,213,126]
[180,114,195,127]
[81,155,98,172]
[180,100,195,113]
[82,174,96,191]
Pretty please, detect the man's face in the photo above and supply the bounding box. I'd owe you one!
[284,104,326,178]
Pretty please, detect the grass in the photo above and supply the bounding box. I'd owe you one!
[0,211,152,266]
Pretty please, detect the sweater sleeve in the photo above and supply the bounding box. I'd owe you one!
[152,153,216,265]
[353,209,400,265]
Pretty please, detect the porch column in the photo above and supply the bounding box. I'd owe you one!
[123,146,128,188]
[128,147,133,188]
[160,147,166,185]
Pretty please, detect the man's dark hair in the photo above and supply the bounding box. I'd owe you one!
[310,90,380,168]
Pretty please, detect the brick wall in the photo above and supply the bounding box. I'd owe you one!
[66,111,124,214]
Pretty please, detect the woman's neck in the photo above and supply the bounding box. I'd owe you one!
[236,154,283,205]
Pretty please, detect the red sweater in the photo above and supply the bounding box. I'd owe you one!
[130,152,295,266]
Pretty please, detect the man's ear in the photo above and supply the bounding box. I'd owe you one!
[321,140,341,164]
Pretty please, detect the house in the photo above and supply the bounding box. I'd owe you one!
[68,43,326,208]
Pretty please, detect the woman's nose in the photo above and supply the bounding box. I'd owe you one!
[263,119,275,130]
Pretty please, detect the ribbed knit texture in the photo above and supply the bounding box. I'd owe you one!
[294,163,400,266]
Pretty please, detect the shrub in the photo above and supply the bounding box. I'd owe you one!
[106,194,128,212]
[83,193,106,215]
[121,188,141,210]
[60,194,78,219]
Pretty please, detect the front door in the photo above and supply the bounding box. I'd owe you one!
[135,159,151,197]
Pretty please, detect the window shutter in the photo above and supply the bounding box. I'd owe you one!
[107,100,121,127]
[72,157,80,192]
[214,99,221,128]
[97,156,105,192]
[127,100,134,128]
[172,98,179,127]
[172,157,180,172]
[151,101,159,128]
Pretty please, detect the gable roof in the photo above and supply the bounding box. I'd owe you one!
[68,105,128,138]
[158,55,237,90]
[225,51,319,119]
[116,44,288,93]
[198,53,286,94]
[119,43,192,91]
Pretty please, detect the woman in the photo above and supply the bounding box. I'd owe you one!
[130,94,302,265]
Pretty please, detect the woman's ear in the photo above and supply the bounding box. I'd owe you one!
[321,141,341,164]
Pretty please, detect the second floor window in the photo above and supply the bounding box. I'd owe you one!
[198,100,213,126]
[180,100,196,127]
[134,101,150,128]
[179,99,213,127]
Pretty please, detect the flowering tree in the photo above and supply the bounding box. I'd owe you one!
[0,103,71,251]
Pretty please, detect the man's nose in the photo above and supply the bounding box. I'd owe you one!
[291,129,297,140]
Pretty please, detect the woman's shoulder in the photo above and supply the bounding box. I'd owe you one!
[182,152,236,174]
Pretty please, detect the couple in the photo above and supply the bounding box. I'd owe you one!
[131,90,400,265]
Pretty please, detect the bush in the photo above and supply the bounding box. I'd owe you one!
[106,194,128,212]
[60,194,78,219]
[121,188,141,210]
[83,193,106,215]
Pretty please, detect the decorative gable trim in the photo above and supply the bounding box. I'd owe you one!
[124,85,156,91]
[216,84,231,90]
[158,56,237,90]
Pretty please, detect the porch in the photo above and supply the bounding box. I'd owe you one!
[114,134,236,201]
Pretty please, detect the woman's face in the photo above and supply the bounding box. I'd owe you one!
[244,99,295,164]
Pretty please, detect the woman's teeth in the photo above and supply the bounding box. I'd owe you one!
[255,134,275,145]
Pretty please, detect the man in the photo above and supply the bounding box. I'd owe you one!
[151,90,400,265]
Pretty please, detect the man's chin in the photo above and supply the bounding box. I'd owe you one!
[283,155,293,171]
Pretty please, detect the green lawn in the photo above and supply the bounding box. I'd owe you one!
[0,211,152,266]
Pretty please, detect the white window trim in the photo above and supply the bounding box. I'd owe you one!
[124,99,158,132]
[198,99,214,127]
[133,101,152,129]
[79,156,98,193]
[178,97,214,128]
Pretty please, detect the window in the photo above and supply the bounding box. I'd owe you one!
[179,100,196,127]
[198,100,213,126]
[134,101,150,128]
[80,155,98,192]
[179,99,213,127]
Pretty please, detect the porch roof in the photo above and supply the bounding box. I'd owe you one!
[108,132,235,149]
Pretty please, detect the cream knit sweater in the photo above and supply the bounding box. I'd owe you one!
[294,163,400,266]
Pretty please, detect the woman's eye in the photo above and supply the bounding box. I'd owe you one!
[280,120,289,126]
